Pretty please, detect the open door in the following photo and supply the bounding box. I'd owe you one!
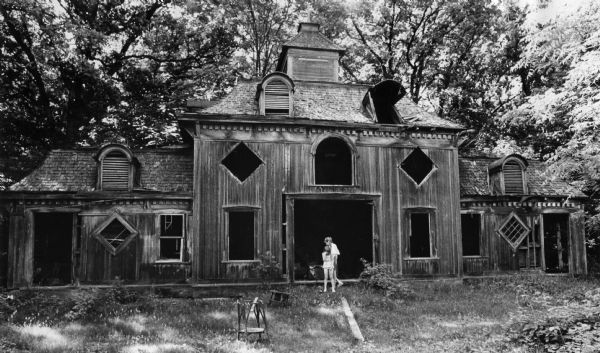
[34,213,74,285]
[293,199,373,280]
[543,214,570,273]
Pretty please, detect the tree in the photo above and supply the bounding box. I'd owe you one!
[0,0,236,186]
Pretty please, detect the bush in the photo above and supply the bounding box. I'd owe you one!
[359,258,395,291]
[253,252,281,287]
[359,259,416,300]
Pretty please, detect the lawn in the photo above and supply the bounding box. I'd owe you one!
[1,275,600,353]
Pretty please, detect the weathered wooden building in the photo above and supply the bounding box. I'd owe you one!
[0,22,587,288]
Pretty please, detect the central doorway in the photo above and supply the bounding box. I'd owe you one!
[293,199,373,280]
[543,214,570,273]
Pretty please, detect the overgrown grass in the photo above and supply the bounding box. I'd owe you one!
[1,275,599,352]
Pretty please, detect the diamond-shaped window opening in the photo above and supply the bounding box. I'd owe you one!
[221,143,264,183]
[91,213,139,255]
[496,212,530,251]
[400,148,437,186]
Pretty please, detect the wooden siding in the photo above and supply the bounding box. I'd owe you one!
[193,126,462,280]
[460,206,587,275]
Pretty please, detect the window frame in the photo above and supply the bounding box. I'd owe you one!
[224,206,259,262]
[496,212,531,251]
[405,208,437,259]
[220,142,264,184]
[311,134,357,186]
[400,147,438,188]
[90,212,139,256]
[460,211,484,257]
[156,214,186,263]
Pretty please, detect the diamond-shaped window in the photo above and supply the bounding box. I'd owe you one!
[497,212,530,250]
[400,148,436,186]
[221,143,263,182]
[91,212,138,255]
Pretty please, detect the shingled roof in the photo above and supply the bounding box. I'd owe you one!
[194,80,463,129]
[9,147,193,193]
[459,157,586,198]
[282,23,345,53]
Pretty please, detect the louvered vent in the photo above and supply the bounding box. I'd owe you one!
[265,80,290,115]
[504,161,524,194]
[102,151,130,190]
[295,58,334,81]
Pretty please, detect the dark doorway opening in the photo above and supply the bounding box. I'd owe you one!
[293,199,373,280]
[543,214,570,273]
[34,213,73,286]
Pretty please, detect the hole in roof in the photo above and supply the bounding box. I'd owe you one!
[368,80,406,124]
[401,148,436,186]
[221,143,263,182]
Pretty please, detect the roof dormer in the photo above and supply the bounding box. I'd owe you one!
[275,22,345,82]
[257,72,295,117]
[488,154,529,195]
[95,144,138,191]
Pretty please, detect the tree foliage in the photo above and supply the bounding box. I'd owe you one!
[0,0,236,184]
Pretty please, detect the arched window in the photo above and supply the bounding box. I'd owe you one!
[314,137,352,185]
[503,159,525,194]
[96,145,135,191]
[259,73,294,117]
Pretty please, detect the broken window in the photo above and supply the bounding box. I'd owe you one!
[497,213,530,250]
[409,212,431,258]
[264,79,290,115]
[461,213,481,256]
[228,211,255,260]
[221,143,263,182]
[503,160,525,194]
[159,215,185,261]
[91,213,138,255]
[101,150,131,191]
[401,148,436,186]
[315,137,352,185]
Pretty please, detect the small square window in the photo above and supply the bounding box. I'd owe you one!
[221,143,263,182]
[160,215,185,261]
[497,213,530,250]
[401,148,436,186]
[91,213,138,255]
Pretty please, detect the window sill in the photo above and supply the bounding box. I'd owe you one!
[463,256,487,259]
[405,257,439,260]
[222,260,260,264]
[154,260,189,264]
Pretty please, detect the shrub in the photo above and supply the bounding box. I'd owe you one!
[253,252,281,287]
[359,258,395,291]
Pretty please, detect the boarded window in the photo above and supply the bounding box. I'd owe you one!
[221,143,263,182]
[265,79,290,115]
[315,138,352,185]
[504,160,524,194]
[401,148,435,186]
[101,151,130,190]
[295,58,334,81]
[160,215,184,261]
[410,213,431,257]
[497,213,530,250]
[228,211,254,260]
[461,214,481,256]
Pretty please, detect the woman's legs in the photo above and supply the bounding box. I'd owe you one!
[329,269,336,292]
[323,269,329,292]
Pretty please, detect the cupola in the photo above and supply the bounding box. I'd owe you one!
[275,22,345,82]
